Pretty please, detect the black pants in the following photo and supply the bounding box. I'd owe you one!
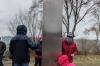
[35,58,41,66]
[0,60,3,66]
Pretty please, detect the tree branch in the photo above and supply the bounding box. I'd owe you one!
[77,4,95,24]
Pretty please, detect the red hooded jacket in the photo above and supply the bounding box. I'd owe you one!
[62,38,78,63]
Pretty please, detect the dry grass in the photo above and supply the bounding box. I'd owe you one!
[3,57,35,66]
[74,55,100,66]
[3,55,100,66]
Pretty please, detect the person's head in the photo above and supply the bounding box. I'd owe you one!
[17,25,27,35]
[66,32,74,43]
[0,41,6,47]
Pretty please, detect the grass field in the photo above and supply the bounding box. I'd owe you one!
[74,55,100,66]
[3,55,100,66]
[3,57,35,66]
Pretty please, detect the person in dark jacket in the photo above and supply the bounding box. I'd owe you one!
[62,32,78,63]
[0,41,6,66]
[34,37,42,66]
[9,25,38,66]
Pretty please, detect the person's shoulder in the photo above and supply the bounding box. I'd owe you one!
[11,35,19,40]
[11,35,28,40]
[10,36,15,41]
[0,41,6,45]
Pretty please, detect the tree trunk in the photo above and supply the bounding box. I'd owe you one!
[43,0,63,66]
[96,31,99,54]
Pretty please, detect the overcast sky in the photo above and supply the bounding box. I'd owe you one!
[0,0,99,40]
[0,0,33,37]
[62,2,100,40]
[62,14,99,40]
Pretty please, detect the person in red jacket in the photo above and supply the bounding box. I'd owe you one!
[62,32,78,63]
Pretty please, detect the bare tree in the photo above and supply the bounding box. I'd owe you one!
[84,23,100,53]
[9,0,43,41]
[29,0,43,37]
[63,0,99,36]
[84,7,100,53]
[92,9,100,44]
[9,11,36,37]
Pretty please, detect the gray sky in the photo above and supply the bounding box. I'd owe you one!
[62,2,100,40]
[0,0,33,37]
[0,0,99,40]
[62,14,99,39]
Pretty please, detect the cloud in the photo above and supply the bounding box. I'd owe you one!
[0,0,33,36]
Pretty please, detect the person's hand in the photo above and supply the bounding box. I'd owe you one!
[71,54,74,56]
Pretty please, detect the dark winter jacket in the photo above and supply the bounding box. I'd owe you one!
[9,25,38,64]
[0,41,6,61]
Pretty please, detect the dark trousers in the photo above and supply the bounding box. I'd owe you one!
[0,60,3,66]
[35,58,41,66]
